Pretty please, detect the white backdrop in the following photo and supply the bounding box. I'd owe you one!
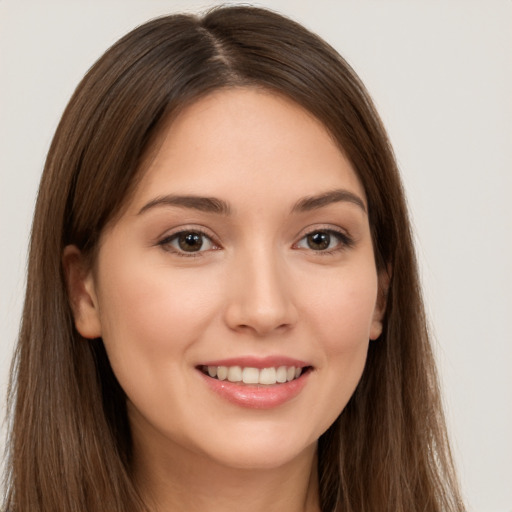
[0,1,511,511]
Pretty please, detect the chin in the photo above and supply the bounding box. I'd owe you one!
[194,430,318,471]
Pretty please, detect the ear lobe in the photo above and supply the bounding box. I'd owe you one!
[62,245,102,339]
[370,266,391,341]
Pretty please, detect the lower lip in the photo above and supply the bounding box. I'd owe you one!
[198,370,310,409]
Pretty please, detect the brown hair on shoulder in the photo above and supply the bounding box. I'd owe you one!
[3,6,464,512]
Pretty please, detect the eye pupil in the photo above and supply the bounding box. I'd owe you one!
[178,232,203,252]
[307,232,330,250]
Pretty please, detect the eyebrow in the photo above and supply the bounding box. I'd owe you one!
[138,195,231,216]
[291,189,367,214]
[138,188,366,216]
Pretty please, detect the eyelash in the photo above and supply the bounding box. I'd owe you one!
[294,227,354,255]
[157,227,354,258]
[157,228,219,258]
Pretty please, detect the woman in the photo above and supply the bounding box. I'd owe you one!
[3,5,465,512]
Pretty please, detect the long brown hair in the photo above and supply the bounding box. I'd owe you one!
[3,6,464,512]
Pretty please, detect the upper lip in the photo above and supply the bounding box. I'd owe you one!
[198,356,310,369]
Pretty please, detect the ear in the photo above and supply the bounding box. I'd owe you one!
[370,266,391,341]
[62,245,102,339]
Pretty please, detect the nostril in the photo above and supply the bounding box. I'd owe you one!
[223,271,298,335]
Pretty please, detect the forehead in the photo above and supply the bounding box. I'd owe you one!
[128,87,366,214]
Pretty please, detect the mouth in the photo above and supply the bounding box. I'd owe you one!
[198,364,312,386]
[196,357,313,408]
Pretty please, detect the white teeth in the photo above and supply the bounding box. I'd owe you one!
[242,367,259,384]
[217,366,228,381]
[276,366,287,383]
[204,365,306,384]
[227,366,242,382]
[259,367,277,385]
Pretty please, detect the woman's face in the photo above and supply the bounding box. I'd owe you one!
[70,88,385,471]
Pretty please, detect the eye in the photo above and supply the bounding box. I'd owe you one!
[159,230,217,255]
[295,229,352,252]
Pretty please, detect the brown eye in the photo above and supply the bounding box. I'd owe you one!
[306,231,331,250]
[159,230,216,255]
[295,229,353,253]
[177,232,204,252]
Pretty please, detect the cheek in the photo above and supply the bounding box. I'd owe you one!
[297,264,378,428]
[316,277,375,376]
[94,255,221,373]
[300,264,379,353]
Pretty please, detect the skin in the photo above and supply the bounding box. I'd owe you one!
[65,88,386,512]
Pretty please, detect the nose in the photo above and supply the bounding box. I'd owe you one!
[223,245,298,337]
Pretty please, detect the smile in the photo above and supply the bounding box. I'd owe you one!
[200,365,304,385]
[197,359,313,409]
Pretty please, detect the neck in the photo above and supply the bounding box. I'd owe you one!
[132,429,320,512]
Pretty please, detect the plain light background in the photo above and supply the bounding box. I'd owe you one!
[1,1,511,511]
